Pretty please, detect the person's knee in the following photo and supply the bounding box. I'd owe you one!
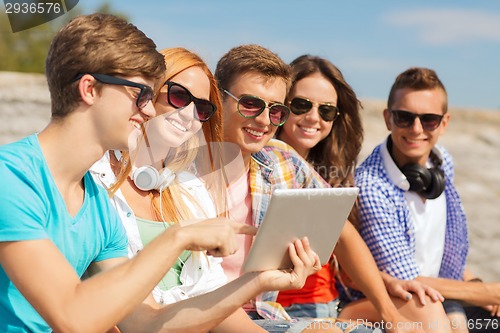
[396,295,446,318]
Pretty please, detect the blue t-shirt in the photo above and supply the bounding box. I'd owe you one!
[0,134,128,332]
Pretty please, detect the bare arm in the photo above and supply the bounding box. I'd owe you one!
[118,238,321,333]
[0,219,245,333]
[210,308,267,333]
[120,274,267,333]
[416,276,500,307]
[117,274,266,333]
[380,271,444,304]
[334,221,419,332]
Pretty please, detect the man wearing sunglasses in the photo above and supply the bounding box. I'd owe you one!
[215,45,441,333]
[0,14,258,333]
[355,67,499,332]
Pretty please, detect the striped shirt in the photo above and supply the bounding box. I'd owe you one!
[250,139,328,320]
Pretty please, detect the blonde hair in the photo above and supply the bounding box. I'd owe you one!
[110,47,226,223]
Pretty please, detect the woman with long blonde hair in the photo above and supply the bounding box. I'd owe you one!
[91,47,272,332]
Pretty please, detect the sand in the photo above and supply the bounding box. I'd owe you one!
[1,71,499,281]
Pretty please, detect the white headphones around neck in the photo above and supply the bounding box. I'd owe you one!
[113,150,175,192]
[130,165,175,192]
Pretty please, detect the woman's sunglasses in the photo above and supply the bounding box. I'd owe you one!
[288,97,340,122]
[164,81,217,122]
[223,90,290,126]
[75,73,154,109]
[390,109,444,131]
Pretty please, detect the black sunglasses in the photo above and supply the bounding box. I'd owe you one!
[164,81,217,122]
[288,97,340,122]
[390,109,444,131]
[75,73,154,109]
[223,90,290,126]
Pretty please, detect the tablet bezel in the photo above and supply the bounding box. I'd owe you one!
[241,187,359,273]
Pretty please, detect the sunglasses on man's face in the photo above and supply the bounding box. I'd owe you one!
[288,97,340,122]
[390,109,444,131]
[75,73,154,109]
[223,90,290,126]
[164,81,217,122]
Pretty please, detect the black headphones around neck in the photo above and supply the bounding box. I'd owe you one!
[387,137,446,200]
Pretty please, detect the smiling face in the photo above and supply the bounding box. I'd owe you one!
[278,73,337,158]
[129,67,210,168]
[222,72,287,165]
[384,87,450,166]
[153,66,209,147]
[90,74,156,151]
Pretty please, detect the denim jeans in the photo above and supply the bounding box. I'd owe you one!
[464,306,500,333]
[251,318,314,333]
[443,299,499,333]
[249,305,381,333]
[252,318,379,333]
[284,299,340,319]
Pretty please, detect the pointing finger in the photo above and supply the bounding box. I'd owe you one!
[232,223,258,235]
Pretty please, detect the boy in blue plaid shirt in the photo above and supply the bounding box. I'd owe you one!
[355,67,499,333]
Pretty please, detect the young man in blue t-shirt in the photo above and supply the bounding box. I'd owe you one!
[0,14,322,333]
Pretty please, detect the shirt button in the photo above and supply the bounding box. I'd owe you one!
[100,173,106,178]
[126,212,132,217]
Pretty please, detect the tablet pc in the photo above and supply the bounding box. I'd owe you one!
[242,187,359,272]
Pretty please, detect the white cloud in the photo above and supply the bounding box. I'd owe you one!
[385,8,500,45]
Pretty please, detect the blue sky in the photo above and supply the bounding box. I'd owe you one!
[60,1,500,110]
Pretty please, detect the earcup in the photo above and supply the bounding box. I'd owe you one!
[131,165,160,191]
[423,167,445,200]
[401,164,445,199]
[131,165,175,192]
[401,164,431,192]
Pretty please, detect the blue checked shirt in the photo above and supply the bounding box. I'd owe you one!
[354,141,468,285]
[250,139,329,320]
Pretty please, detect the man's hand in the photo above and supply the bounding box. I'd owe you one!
[383,273,444,305]
[482,304,500,317]
[176,218,256,257]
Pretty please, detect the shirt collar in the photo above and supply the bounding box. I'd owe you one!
[89,151,117,188]
[381,136,444,192]
[251,149,274,172]
[381,137,411,191]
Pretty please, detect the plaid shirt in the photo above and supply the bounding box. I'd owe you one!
[354,141,468,284]
[250,139,328,320]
